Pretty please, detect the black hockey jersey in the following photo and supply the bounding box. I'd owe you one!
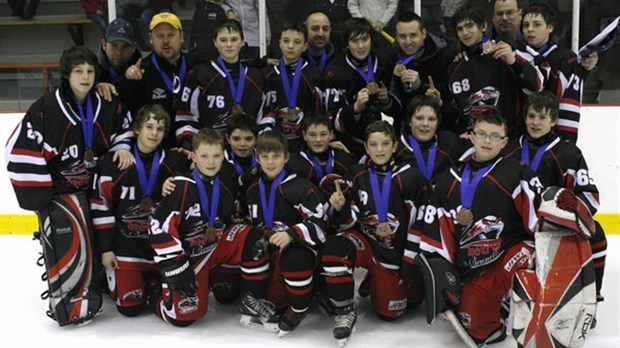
[6,87,133,211]
[514,43,582,142]
[259,59,323,151]
[395,131,468,183]
[115,52,190,148]
[287,147,356,188]
[149,170,240,264]
[91,147,186,259]
[447,45,520,135]
[337,162,429,267]
[176,59,264,147]
[505,132,600,214]
[413,154,542,280]
[324,52,401,157]
[245,171,329,247]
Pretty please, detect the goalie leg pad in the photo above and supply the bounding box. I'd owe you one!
[511,231,597,348]
[416,253,462,325]
[37,192,102,326]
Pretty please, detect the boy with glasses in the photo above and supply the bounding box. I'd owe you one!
[412,109,543,346]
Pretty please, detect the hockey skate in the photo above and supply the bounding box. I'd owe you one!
[239,292,280,332]
[333,304,357,347]
[277,307,307,337]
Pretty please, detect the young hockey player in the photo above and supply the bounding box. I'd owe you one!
[5,45,134,326]
[237,130,329,337]
[91,104,187,317]
[504,91,606,304]
[324,18,400,159]
[395,95,468,184]
[260,21,323,152]
[225,112,260,191]
[446,5,521,136]
[176,18,264,147]
[413,109,543,346]
[148,128,252,326]
[514,3,583,142]
[321,120,429,346]
[287,112,357,185]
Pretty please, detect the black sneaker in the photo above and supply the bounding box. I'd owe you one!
[277,307,307,337]
[239,292,280,332]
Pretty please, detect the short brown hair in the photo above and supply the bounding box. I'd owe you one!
[256,130,288,155]
[365,120,397,143]
[523,91,559,121]
[192,127,225,151]
[133,104,171,136]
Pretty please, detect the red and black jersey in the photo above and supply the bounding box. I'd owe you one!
[337,161,429,267]
[149,170,240,263]
[395,130,469,184]
[287,147,357,188]
[259,59,324,151]
[115,52,191,148]
[324,52,401,157]
[5,87,133,211]
[514,44,582,142]
[175,59,264,147]
[91,148,187,258]
[505,132,600,214]
[447,47,521,135]
[413,155,542,280]
[245,171,329,248]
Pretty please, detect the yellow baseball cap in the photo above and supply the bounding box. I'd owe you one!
[149,12,182,31]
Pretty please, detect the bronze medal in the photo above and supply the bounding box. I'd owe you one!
[231,104,244,115]
[375,222,392,238]
[140,196,154,211]
[366,81,379,95]
[456,208,474,225]
[286,108,299,122]
[84,148,95,163]
[205,225,217,242]
[394,64,406,77]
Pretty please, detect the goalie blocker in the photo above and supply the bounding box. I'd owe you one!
[36,192,102,326]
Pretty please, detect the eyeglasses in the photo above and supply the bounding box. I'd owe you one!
[472,131,506,142]
[494,9,518,18]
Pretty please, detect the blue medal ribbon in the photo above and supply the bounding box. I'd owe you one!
[369,168,392,222]
[217,57,246,105]
[396,44,423,65]
[408,135,437,181]
[231,151,257,177]
[74,93,95,150]
[133,145,161,198]
[306,149,334,182]
[521,139,550,173]
[279,58,304,109]
[353,54,376,83]
[109,66,118,83]
[151,54,187,97]
[460,162,494,209]
[193,169,220,226]
[259,170,286,229]
[307,49,327,71]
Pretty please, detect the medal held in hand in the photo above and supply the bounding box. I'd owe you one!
[366,81,379,95]
[84,148,95,163]
[394,64,406,77]
[455,208,474,226]
[232,103,244,115]
[375,222,392,237]
[140,196,154,211]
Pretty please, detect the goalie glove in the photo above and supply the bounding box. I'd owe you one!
[159,256,197,297]
[537,186,596,239]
